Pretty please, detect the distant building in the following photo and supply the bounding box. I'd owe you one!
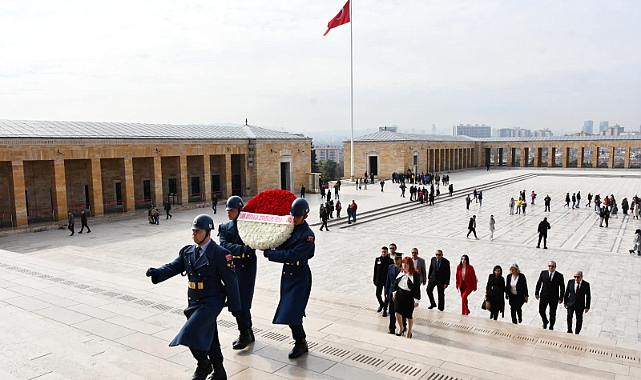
[600,124,624,136]
[583,120,594,134]
[599,121,609,133]
[432,124,437,135]
[313,145,344,163]
[534,129,553,137]
[496,127,533,138]
[378,126,398,132]
[453,124,491,138]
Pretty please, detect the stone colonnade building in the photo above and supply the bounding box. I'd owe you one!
[0,120,311,228]
[344,130,641,179]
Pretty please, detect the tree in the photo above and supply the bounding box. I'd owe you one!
[321,160,339,182]
[311,144,321,173]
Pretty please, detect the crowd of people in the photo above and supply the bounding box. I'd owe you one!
[373,246,592,337]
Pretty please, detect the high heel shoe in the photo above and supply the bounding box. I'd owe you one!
[406,332,412,339]
[395,327,406,336]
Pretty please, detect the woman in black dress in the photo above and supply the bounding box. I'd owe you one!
[485,265,505,320]
[393,256,421,338]
[505,263,529,324]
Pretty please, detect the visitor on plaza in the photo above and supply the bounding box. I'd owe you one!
[564,193,571,208]
[489,215,495,241]
[509,197,515,215]
[466,215,478,239]
[373,246,394,317]
[300,185,305,199]
[319,204,329,231]
[564,271,591,335]
[67,210,75,236]
[79,209,91,233]
[455,254,477,316]
[537,217,551,249]
[347,200,357,224]
[576,191,581,207]
[585,192,593,208]
[535,261,564,331]
[484,265,505,321]
[466,194,472,210]
[427,250,450,311]
[506,263,528,325]
[385,249,405,334]
[380,180,385,192]
[478,191,483,206]
[399,182,406,197]
[335,199,342,218]
[516,198,522,214]
[145,214,240,380]
[630,229,641,256]
[622,198,629,216]
[544,194,551,212]
[530,191,536,205]
[393,257,421,338]
[599,206,610,227]
[164,198,173,219]
[521,199,527,215]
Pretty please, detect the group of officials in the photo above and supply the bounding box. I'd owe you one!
[374,248,592,337]
[145,196,315,380]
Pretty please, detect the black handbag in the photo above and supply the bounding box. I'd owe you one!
[481,299,487,310]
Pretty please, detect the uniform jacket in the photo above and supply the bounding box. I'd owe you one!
[535,270,564,302]
[385,263,400,297]
[219,219,256,310]
[265,221,315,325]
[152,241,241,351]
[427,257,450,286]
[373,255,394,286]
[564,280,591,310]
[455,265,477,291]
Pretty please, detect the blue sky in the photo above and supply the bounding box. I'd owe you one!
[0,0,639,136]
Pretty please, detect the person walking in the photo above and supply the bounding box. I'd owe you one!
[586,193,593,208]
[411,248,427,288]
[335,200,342,218]
[537,217,551,249]
[219,196,258,350]
[319,205,329,231]
[374,247,394,317]
[300,185,306,199]
[380,180,385,192]
[565,193,571,208]
[466,195,472,210]
[489,215,496,241]
[485,265,505,320]
[622,198,629,216]
[164,198,172,219]
[629,229,641,255]
[564,271,591,334]
[399,182,406,198]
[530,191,536,205]
[212,193,218,215]
[509,197,515,215]
[145,214,240,380]
[599,206,610,227]
[576,191,581,208]
[544,194,551,212]
[386,250,406,334]
[571,193,577,209]
[263,198,315,358]
[426,250,450,311]
[448,184,454,197]
[505,263,528,324]
[393,257,421,338]
[79,210,91,233]
[473,188,478,203]
[535,261,565,330]
[67,211,75,236]
[466,215,478,239]
[455,255,477,315]
[478,191,483,206]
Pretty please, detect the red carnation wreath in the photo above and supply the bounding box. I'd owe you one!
[237,189,297,250]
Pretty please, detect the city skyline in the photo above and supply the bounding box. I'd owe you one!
[1,1,640,137]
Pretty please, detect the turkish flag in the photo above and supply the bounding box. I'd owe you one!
[323,1,350,36]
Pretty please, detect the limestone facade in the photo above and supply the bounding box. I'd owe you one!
[0,121,311,228]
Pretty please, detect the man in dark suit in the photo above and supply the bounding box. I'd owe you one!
[426,250,450,311]
[536,217,551,249]
[564,271,591,334]
[535,261,565,330]
[373,246,394,317]
[411,248,427,287]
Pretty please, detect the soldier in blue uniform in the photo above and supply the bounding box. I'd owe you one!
[218,195,257,350]
[146,214,240,380]
[263,198,315,359]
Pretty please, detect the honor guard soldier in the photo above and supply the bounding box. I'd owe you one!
[218,195,257,350]
[263,198,315,359]
[146,214,240,380]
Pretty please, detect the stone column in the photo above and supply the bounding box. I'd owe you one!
[493,148,499,167]
[577,147,584,168]
[225,154,233,198]
[548,147,555,167]
[11,160,28,227]
[179,155,189,205]
[609,146,615,168]
[89,158,104,216]
[153,156,163,206]
[123,157,136,212]
[203,155,211,202]
[624,146,631,169]
[52,159,68,221]
[533,147,540,167]
[594,146,600,167]
[562,147,569,168]
[519,148,526,167]
[506,147,513,167]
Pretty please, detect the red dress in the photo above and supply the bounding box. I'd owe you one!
[456,265,477,315]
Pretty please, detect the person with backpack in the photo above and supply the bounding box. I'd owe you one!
[335,200,342,218]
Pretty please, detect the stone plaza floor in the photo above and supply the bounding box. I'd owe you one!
[1,167,641,379]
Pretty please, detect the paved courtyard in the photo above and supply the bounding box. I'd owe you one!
[1,168,641,379]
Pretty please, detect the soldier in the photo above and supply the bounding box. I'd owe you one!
[145,214,240,380]
[263,198,315,359]
[218,195,257,350]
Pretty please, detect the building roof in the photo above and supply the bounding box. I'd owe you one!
[349,130,474,143]
[0,120,308,140]
[477,135,641,142]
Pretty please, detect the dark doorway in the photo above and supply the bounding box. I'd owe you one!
[232,175,242,196]
[115,182,122,205]
[280,162,291,191]
[84,184,90,209]
[190,176,201,202]
[485,148,492,166]
[368,156,378,176]
[143,180,151,201]
[211,174,221,198]
[168,178,177,194]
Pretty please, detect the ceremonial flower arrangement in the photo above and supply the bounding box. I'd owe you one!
[237,189,297,250]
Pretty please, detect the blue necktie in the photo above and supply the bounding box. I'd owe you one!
[195,247,201,261]
[437,260,441,269]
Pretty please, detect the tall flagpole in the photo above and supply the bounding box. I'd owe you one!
[349,0,354,180]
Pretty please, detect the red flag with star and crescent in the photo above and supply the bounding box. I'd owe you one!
[324,0,350,36]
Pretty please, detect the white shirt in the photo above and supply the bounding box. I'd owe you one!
[413,259,418,269]
[510,274,519,295]
[395,272,420,303]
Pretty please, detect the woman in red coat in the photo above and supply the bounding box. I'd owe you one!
[455,254,477,315]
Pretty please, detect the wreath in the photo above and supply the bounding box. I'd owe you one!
[237,189,297,250]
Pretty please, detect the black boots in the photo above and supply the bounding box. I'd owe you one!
[232,329,255,350]
[190,360,212,380]
[208,362,227,380]
[288,339,309,359]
